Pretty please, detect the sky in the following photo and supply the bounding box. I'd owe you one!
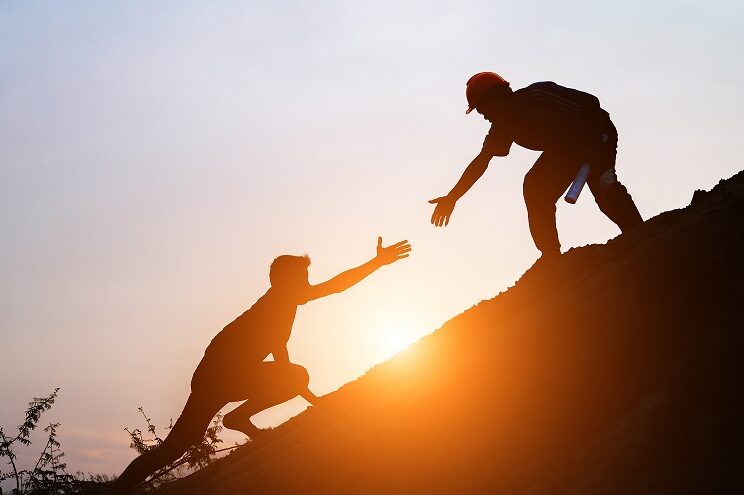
[1,0,743,478]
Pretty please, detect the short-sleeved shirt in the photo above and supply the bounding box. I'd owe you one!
[481,81,604,158]
[192,288,298,384]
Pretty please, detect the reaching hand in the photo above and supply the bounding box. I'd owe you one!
[429,195,456,227]
[375,237,412,266]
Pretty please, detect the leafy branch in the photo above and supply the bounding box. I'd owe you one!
[123,407,237,491]
[0,388,76,494]
[1,389,239,494]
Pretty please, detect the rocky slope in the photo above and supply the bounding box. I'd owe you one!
[162,171,744,494]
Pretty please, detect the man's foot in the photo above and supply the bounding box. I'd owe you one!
[534,250,561,267]
[222,416,265,440]
[539,251,560,262]
[300,388,325,406]
[518,250,561,284]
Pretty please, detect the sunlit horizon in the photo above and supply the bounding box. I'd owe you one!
[380,325,418,359]
[2,0,743,479]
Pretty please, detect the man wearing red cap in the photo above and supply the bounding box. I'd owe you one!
[429,72,643,260]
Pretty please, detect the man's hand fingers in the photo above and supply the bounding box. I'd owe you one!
[444,214,450,226]
[395,253,410,261]
[390,239,409,248]
[395,245,412,255]
[428,197,442,204]
[377,236,383,249]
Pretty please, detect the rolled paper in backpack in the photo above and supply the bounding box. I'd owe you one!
[565,133,609,204]
[564,163,591,204]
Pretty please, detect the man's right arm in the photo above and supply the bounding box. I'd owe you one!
[429,151,493,227]
[448,150,492,200]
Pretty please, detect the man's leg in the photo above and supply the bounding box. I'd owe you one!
[588,168,643,232]
[587,120,643,232]
[523,152,578,257]
[111,391,223,494]
[222,362,310,437]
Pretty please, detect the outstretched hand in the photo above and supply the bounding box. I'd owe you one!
[375,237,412,266]
[429,195,456,227]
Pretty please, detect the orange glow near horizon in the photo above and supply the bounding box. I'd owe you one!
[367,312,424,362]
[379,324,416,359]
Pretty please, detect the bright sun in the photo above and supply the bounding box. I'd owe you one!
[380,326,414,358]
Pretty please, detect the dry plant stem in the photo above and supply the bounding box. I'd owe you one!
[147,443,241,484]
[0,428,21,493]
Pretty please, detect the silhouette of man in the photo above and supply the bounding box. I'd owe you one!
[112,237,412,493]
[430,72,643,260]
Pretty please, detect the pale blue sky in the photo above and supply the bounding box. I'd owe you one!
[1,0,742,476]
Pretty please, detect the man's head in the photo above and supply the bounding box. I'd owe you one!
[465,72,512,118]
[270,255,311,292]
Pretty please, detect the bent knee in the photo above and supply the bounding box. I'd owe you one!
[593,169,619,196]
[595,178,630,207]
[286,364,310,388]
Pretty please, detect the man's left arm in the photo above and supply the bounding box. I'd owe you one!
[299,237,411,304]
[272,345,290,364]
[271,345,321,405]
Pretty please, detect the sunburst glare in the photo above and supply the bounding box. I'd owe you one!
[379,323,416,359]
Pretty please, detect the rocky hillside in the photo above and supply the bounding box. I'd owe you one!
[162,171,744,494]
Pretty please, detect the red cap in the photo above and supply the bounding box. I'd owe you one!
[465,72,510,114]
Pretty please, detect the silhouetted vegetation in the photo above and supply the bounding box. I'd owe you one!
[1,390,235,494]
[123,408,231,492]
[0,388,110,494]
